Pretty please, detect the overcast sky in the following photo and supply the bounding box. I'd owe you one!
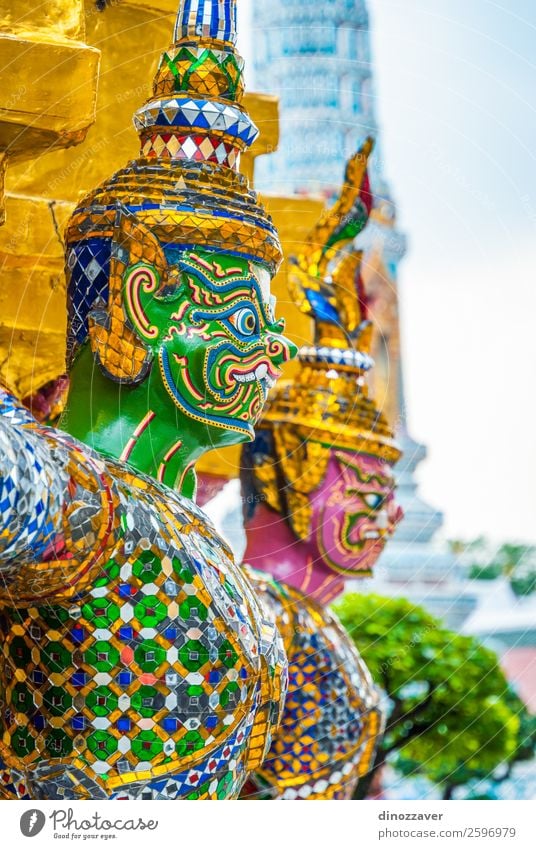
[239,0,536,544]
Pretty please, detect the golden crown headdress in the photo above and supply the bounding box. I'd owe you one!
[64,0,282,373]
[242,140,401,540]
[260,137,400,463]
[66,0,282,277]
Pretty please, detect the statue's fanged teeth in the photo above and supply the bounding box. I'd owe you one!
[235,371,257,384]
[255,364,268,380]
[234,364,271,385]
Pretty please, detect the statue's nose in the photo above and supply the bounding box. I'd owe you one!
[265,320,298,367]
[390,503,404,527]
[377,509,389,533]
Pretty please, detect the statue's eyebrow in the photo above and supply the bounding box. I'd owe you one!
[335,451,392,487]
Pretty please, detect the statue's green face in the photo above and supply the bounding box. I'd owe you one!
[124,248,296,443]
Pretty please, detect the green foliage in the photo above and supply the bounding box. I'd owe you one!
[397,691,536,798]
[498,544,531,577]
[494,543,536,596]
[449,536,487,556]
[469,563,502,580]
[451,537,536,596]
[504,691,536,764]
[510,571,536,597]
[333,593,525,796]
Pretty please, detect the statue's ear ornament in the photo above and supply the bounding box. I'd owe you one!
[88,207,174,385]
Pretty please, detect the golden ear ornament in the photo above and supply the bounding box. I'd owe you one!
[87,209,173,384]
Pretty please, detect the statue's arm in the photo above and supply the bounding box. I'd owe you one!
[0,390,67,566]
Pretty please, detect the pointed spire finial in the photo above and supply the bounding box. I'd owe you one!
[288,138,375,361]
[133,0,253,169]
[173,0,238,46]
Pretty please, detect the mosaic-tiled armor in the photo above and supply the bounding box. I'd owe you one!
[244,573,381,800]
[240,142,404,799]
[0,390,285,800]
[0,0,294,800]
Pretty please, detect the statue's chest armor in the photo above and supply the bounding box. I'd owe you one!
[0,463,270,799]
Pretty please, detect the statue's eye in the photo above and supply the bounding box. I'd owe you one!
[364,493,385,510]
[230,307,258,336]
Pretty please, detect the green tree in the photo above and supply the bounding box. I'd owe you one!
[469,562,502,580]
[510,571,536,597]
[397,691,536,799]
[333,594,523,799]
[452,538,536,595]
[498,544,531,578]
[449,536,487,557]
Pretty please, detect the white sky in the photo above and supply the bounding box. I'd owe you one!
[239,0,536,544]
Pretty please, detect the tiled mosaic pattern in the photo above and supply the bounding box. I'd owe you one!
[0,391,66,568]
[153,43,244,102]
[135,1,255,171]
[0,390,286,800]
[140,133,240,168]
[174,0,238,46]
[244,571,383,801]
[134,97,258,153]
